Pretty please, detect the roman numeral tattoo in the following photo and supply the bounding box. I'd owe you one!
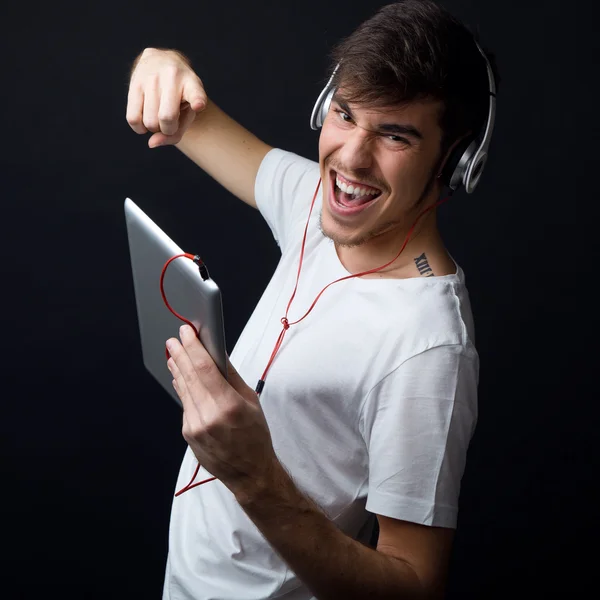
[414,252,435,277]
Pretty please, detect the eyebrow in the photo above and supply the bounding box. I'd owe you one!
[333,95,424,140]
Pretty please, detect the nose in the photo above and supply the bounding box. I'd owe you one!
[336,127,374,172]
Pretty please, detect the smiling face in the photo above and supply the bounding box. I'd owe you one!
[318,93,447,252]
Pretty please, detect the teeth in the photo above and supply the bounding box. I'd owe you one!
[335,176,380,198]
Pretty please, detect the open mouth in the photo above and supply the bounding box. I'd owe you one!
[329,170,383,212]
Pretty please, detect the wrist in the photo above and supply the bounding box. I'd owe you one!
[233,459,291,508]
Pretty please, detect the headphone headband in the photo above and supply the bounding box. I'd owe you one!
[310,39,496,194]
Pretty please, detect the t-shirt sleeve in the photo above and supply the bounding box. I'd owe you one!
[360,344,479,529]
[254,148,321,252]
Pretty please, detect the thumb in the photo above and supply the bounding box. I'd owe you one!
[148,131,169,148]
[226,356,260,405]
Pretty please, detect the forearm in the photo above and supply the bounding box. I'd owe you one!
[235,465,425,600]
[129,47,271,207]
[175,99,272,207]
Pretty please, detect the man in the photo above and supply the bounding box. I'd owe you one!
[126,1,498,598]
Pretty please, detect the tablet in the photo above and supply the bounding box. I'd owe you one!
[124,198,227,407]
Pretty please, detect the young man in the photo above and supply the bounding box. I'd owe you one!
[126,1,498,598]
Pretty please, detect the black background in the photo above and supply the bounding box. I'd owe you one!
[1,0,594,598]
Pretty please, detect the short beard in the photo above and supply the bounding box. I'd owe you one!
[318,163,442,248]
[317,211,402,248]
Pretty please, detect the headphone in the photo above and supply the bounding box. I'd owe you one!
[310,40,496,195]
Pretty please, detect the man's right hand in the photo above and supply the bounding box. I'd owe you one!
[126,48,207,148]
[125,48,272,208]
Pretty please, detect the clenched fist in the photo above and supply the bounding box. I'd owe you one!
[126,48,207,148]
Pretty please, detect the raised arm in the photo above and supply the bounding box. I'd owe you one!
[126,48,272,208]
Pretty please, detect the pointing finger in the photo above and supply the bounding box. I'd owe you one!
[182,77,206,112]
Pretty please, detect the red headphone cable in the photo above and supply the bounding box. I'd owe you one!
[160,179,450,495]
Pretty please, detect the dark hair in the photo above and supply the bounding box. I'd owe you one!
[330,0,501,157]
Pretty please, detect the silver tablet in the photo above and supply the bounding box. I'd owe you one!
[124,198,227,407]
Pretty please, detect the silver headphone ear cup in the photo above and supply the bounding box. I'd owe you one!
[310,64,340,130]
[310,98,322,130]
[319,88,335,128]
[464,151,487,193]
[311,86,336,129]
[445,139,477,192]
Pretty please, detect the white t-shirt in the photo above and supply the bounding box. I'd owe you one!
[163,149,479,600]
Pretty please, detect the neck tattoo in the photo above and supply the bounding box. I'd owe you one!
[414,252,435,277]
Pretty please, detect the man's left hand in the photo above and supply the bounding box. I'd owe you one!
[166,324,281,499]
